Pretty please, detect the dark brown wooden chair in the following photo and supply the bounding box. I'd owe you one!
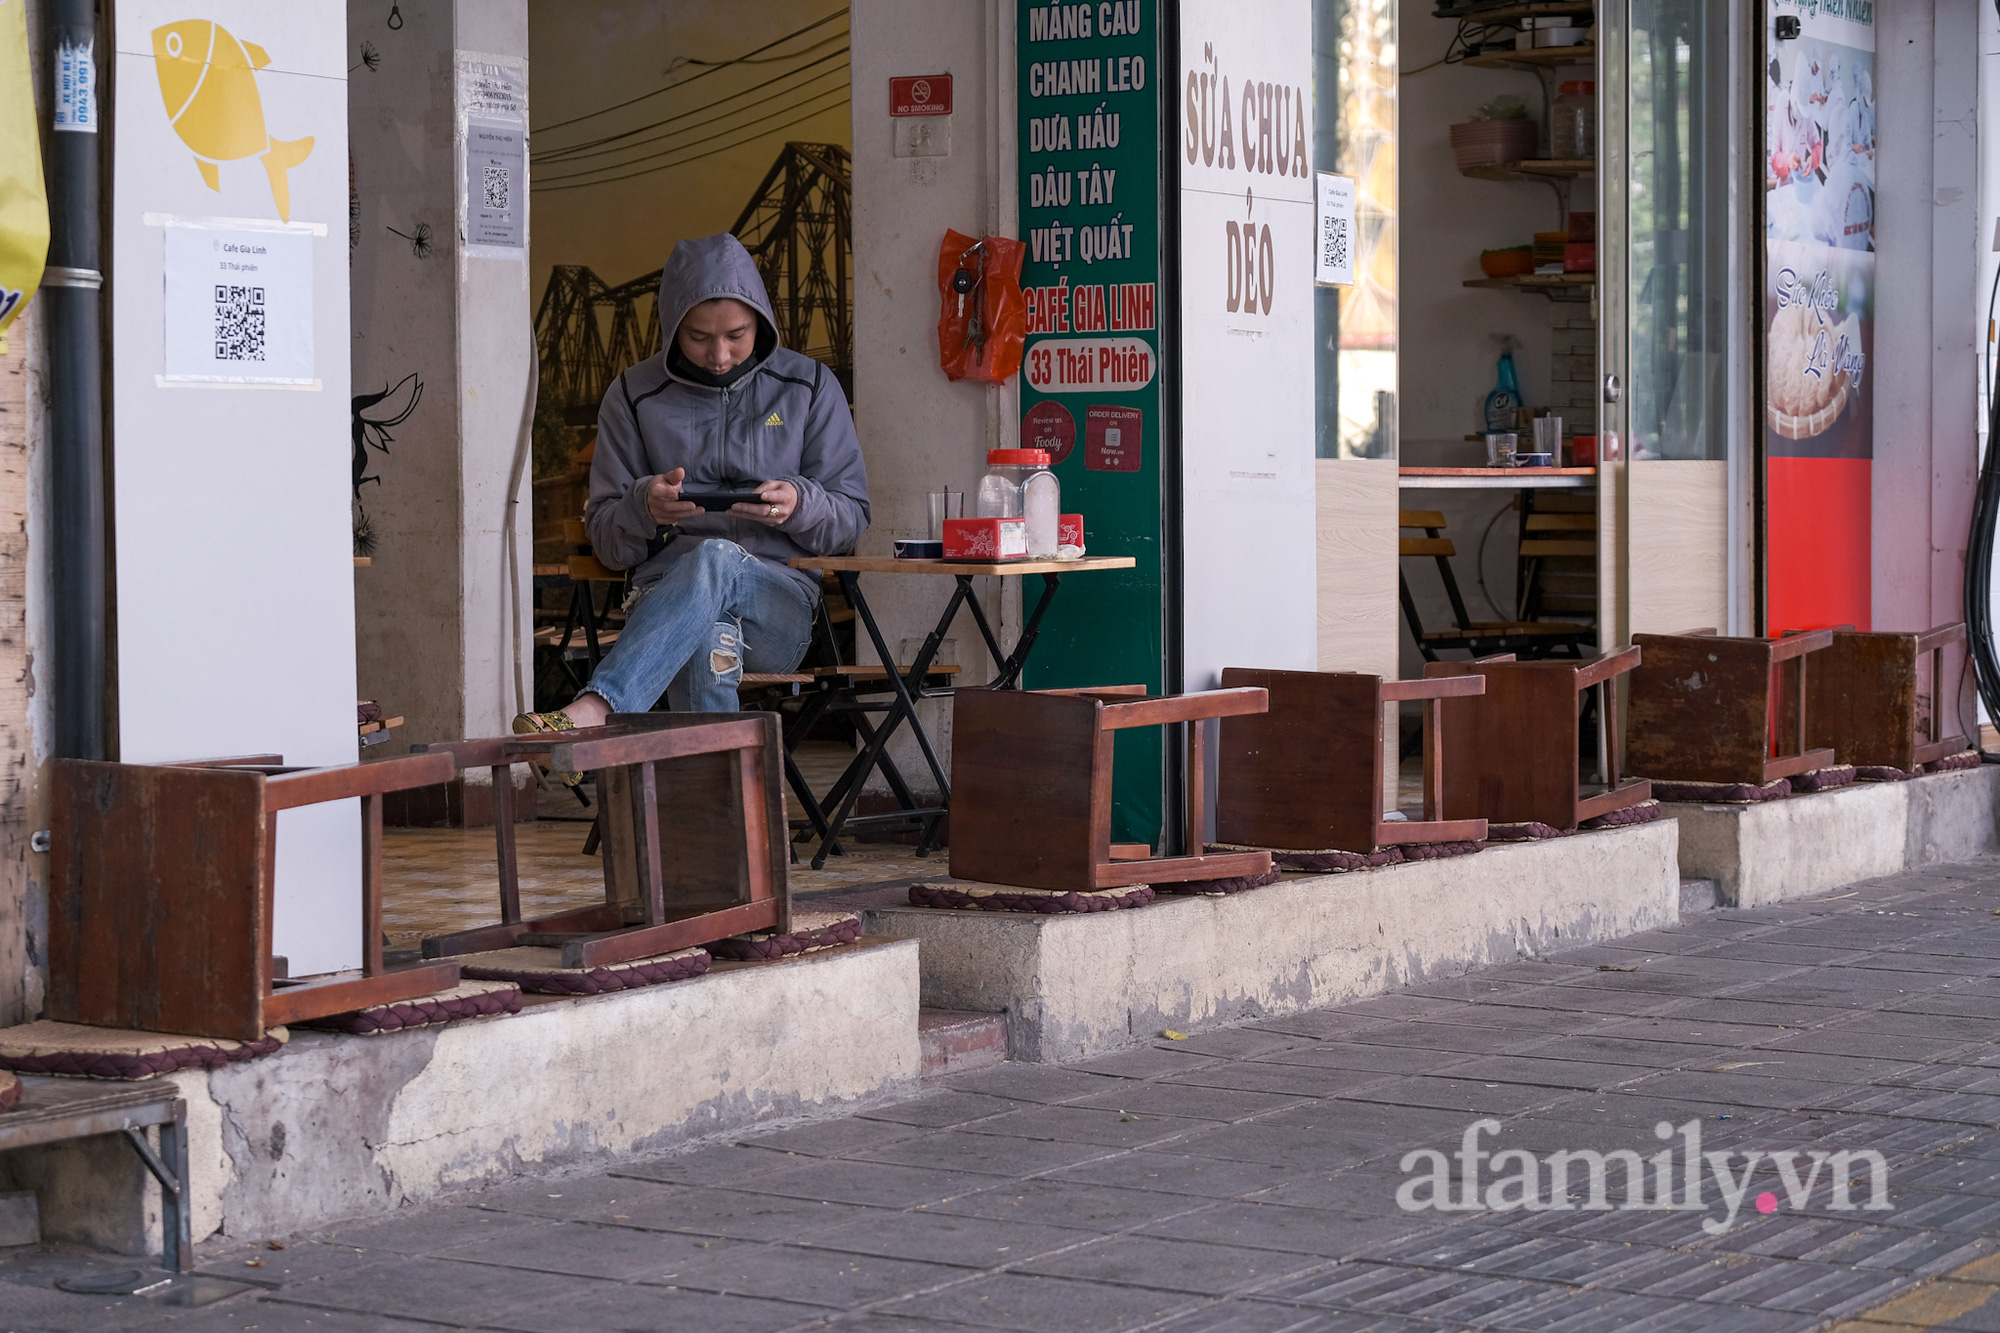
[1423,648,1652,829]
[49,752,463,1040]
[1398,509,1594,661]
[1802,623,1967,771]
[1628,629,1836,785]
[950,686,1273,891]
[1516,507,1598,620]
[1215,668,1487,853]
[414,712,789,968]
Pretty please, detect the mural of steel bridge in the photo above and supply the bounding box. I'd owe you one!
[535,142,853,428]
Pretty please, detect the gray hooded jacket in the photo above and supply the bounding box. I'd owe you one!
[585,234,869,601]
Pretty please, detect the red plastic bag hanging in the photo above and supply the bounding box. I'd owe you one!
[937,229,1026,384]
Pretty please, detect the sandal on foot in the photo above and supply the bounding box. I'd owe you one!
[513,711,583,788]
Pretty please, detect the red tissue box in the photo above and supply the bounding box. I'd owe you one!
[1058,513,1085,550]
[943,517,1026,561]
[1563,242,1596,273]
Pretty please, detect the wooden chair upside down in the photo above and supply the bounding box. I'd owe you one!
[1800,622,1967,771]
[1215,667,1487,854]
[48,751,463,1041]
[1627,629,1836,786]
[414,712,789,968]
[950,686,1273,891]
[1423,649,1652,830]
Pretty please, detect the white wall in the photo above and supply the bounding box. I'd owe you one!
[1178,0,1319,687]
[349,0,533,757]
[1875,0,1978,740]
[110,0,360,973]
[850,0,1016,793]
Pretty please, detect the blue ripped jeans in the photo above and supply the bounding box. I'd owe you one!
[583,539,816,714]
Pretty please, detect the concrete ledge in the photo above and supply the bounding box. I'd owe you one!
[0,937,920,1252]
[1665,765,1999,908]
[860,820,1679,1063]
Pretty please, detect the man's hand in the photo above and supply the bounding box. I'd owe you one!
[732,479,799,528]
[646,468,702,525]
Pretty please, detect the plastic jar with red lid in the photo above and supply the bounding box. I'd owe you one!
[1551,81,1596,160]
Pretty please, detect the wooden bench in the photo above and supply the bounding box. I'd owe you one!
[0,1079,192,1271]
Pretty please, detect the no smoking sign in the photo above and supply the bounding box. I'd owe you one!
[889,74,953,117]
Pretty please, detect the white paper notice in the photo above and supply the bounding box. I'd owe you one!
[464,118,526,251]
[162,225,315,385]
[1315,172,1356,288]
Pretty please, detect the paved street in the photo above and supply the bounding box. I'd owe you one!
[14,857,2000,1331]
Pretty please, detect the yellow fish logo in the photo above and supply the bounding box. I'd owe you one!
[151,20,314,221]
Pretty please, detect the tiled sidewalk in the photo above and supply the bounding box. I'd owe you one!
[13,859,2000,1331]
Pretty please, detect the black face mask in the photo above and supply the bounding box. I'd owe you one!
[668,321,777,389]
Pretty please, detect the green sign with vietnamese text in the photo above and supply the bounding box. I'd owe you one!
[1017,0,1165,842]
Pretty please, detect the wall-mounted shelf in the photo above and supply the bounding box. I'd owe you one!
[1464,273,1595,302]
[1462,45,1595,71]
[1437,2,1595,21]
[1460,158,1596,183]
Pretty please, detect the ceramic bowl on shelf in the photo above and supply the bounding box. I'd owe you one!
[893,539,944,559]
[1480,248,1536,278]
[1513,452,1555,468]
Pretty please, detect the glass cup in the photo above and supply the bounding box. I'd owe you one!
[927,491,965,541]
[1533,416,1564,460]
[1485,433,1517,467]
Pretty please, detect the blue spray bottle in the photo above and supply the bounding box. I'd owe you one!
[1484,345,1524,433]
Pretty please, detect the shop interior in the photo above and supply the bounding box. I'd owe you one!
[524,0,868,804]
[1374,0,1736,768]
[1381,0,1600,695]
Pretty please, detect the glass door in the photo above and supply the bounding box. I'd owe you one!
[1599,0,1750,644]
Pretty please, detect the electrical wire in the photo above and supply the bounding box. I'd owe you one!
[1402,19,1508,77]
[532,90,852,191]
[535,43,849,161]
[532,87,852,188]
[1966,259,2000,759]
[534,58,849,167]
[533,11,846,135]
[666,29,848,74]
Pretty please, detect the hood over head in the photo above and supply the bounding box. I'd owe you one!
[658,233,779,350]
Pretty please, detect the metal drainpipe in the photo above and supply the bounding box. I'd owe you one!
[43,0,106,760]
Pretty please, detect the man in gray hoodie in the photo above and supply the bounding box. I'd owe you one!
[516,233,869,738]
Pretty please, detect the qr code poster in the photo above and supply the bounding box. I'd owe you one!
[464,118,525,252]
[1315,172,1356,288]
[161,224,315,385]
